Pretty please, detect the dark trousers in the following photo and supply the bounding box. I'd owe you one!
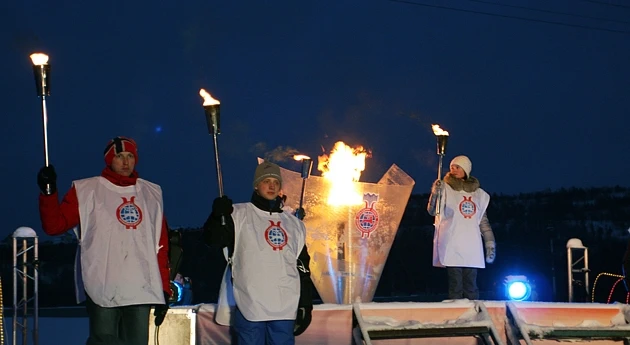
[447,267,479,300]
[85,295,151,345]
[233,307,295,345]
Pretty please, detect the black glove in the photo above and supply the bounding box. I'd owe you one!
[293,305,313,336]
[294,207,306,220]
[37,165,57,195]
[294,253,313,336]
[154,291,170,327]
[212,195,233,218]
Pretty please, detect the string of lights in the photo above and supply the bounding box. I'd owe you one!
[0,277,4,345]
[604,277,629,304]
[591,272,628,303]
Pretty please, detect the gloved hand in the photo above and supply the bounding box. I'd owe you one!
[293,305,313,336]
[37,165,57,195]
[154,291,170,327]
[212,195,233,218]
[431,179,442,194]
[485,240,496,264]
[294,207,306,220]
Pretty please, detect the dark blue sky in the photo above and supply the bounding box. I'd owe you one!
[2,1,629,238]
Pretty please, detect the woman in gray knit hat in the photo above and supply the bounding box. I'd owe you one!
[427,155,496,300]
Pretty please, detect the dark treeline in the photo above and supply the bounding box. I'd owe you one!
[2,186,629,307]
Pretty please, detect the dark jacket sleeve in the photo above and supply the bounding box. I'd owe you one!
[158,217,171,296]
[202,212,235,251]
[297,245,313,309]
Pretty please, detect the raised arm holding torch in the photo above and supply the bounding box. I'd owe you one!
[432,124,449,215]
[293,155,313,220]
[199,89,226,225]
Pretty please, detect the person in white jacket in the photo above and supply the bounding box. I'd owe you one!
[427,155,496,300]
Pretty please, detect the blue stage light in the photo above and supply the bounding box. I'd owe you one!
[504,275,532,301]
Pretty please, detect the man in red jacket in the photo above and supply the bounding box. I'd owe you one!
[37,136,171,345]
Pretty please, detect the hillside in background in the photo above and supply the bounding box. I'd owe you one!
[2,186,629,306]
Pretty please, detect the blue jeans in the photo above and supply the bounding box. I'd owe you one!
[233,307,295,345]
[85,294,151,345]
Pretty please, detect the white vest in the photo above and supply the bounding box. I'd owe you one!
[74,176,165,307]
[216,203,306,324]
[432,184,490,268]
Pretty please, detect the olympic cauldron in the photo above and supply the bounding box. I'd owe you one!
[277,162,415,304]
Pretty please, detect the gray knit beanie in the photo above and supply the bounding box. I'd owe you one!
[253,162,283,189]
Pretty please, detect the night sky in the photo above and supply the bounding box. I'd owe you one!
[2,0,629,239]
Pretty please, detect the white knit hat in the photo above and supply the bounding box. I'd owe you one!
[450,155,472,178]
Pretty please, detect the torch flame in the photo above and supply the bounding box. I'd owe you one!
[199,89,220,106]
[318,141,369,206]
[30,53,49,66]
[293,154,311,161]
[432,124,449,136]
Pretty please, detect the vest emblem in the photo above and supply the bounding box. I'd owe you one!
[264,220,288,251]
[459,196,477,219]
[116,196,143,229]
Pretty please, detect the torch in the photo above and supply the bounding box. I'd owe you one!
[293,155,313,220]
[432,124,449,215]
[30,53,54,194]
[199,89,226,225]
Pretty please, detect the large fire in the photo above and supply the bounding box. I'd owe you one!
[317,141,369,206]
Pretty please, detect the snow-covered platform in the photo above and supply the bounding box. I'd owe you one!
[146,300,630,344]
[506,301,630,345]
[5,301,630,344]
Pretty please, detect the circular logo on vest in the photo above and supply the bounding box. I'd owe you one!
[265,220,288,251]
[459,196,477,219]
[116,196,143,229]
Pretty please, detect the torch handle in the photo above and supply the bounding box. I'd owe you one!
[41,97,50,167]
[212,133,226,226]
[41,96,55,195]
[297,178,307,220]
[436,154,444,215]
